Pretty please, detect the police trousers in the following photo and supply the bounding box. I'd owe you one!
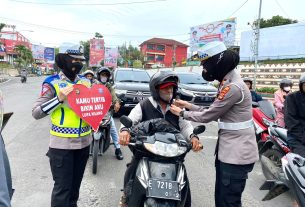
[47,146,89,207]
[215,159,254,207]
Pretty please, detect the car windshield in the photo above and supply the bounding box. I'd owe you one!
[115,70,150,83]
[177,73,208,84]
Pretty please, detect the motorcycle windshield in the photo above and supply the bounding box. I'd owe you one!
[258,100,276,120]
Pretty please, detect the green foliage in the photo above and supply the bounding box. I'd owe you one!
[95,32,103,38]
[118,43,143,67]
[14,45,34,69]
[133,60,142,68]
[80,40,90,66]
[256,87,277,93]
[254,15,298,29]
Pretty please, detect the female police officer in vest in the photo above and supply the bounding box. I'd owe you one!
[32,43,91,207]
[170,41,259,207]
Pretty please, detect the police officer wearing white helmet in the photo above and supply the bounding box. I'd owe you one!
[32,42,91,207]
[170,41,259,207]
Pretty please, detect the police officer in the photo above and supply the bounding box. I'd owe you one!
[32,43,91,207]
[170,41,259,207]
[285,73,305,158]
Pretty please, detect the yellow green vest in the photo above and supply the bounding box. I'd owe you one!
[46,76,91,138]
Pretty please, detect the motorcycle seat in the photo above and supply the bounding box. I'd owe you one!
[274,128,287,142]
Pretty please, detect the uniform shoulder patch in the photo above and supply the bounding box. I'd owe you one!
[41,84,52,96]
[217,86,231,100]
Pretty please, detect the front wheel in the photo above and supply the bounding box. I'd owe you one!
[92,139,99,174]
[261,148,285,180]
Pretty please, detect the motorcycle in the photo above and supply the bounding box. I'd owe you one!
[120,115,205,207]
[260,153,305,207]
[252,100,276,150]
[20,76,27,83]
[89,108,113,174]
[259,118,290,180]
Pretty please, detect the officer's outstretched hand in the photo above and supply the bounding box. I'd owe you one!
[173,99,192,110]
[119,131,131,146]
[114,101,121,113]
[58,85,74,102]
[170,104,183,116]
[191,137,203,152]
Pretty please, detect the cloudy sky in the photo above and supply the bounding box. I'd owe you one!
[1,0,305,48]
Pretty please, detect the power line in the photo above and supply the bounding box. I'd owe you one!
[8,0,167,6]
[274,0,290,18]
[0,16,188,38]
[228,0,249,17]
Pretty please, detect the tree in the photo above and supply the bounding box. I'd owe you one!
[118,43,144,67]
[0,23,5,33]
[14,45,33,70]
[95,32,103,38]
[254,15,298,28]
[133,60,142,68]
[80,40,90,66]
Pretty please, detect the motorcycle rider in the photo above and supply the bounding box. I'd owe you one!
[285,74,305,158]
[32,43,91,207]
[274,78,293,127]
[96,67,123,160]
[82,69,96,84]
[284,74,305,207]
[170,41,259,207]
[20,68,27,82]
[119,70,202,206]
[243,77,263,102]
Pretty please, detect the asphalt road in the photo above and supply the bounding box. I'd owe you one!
[0,76,294,207]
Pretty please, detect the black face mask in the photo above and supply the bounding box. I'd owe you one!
[55,54,83,81]
[202,69,215,81]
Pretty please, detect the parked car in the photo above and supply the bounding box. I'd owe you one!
[175,72,217,106]
[113,68,151,113]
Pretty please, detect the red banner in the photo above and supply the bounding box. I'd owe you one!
[89,39,105,67]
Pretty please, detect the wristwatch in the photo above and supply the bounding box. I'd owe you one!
[179,110,184,117]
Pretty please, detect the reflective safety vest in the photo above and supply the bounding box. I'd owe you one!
[44,75,91,138]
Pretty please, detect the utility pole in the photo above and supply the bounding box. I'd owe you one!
[172,44,176,71]
[253,0,262,91]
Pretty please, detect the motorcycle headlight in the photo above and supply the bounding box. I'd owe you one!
[180,88,194,97]
[144,141,187,157]
[115,89,127,95]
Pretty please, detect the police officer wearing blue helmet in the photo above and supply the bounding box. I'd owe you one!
[32,43,91,207]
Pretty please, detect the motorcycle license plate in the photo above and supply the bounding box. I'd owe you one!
[147,179,180,200]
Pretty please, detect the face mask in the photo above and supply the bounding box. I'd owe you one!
[283,86,291,92]
[159,91,173,103]
[202,69,215,81]
[71,62,83,73]
[100,76,108,83]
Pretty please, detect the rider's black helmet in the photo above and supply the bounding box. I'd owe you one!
[279,78,293,90]
[149,71,179,102]
[299,73,305,92]
[96,67,111,82]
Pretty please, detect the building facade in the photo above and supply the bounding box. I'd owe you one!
[140,38,188,68]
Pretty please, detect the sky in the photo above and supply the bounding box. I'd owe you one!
[1,0,305,49]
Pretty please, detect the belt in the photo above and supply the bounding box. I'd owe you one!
[218,119,253,130]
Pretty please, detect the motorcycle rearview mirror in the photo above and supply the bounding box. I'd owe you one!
[120,115,133,128]
[193,125,205,135]
[252,102,259,108]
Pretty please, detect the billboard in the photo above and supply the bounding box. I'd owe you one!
[190,18,236,51]
[32,44,45,59]
[240,22,305,61]
[89,39,104,67]
[104,47,118,67]
[44,47,55,63]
